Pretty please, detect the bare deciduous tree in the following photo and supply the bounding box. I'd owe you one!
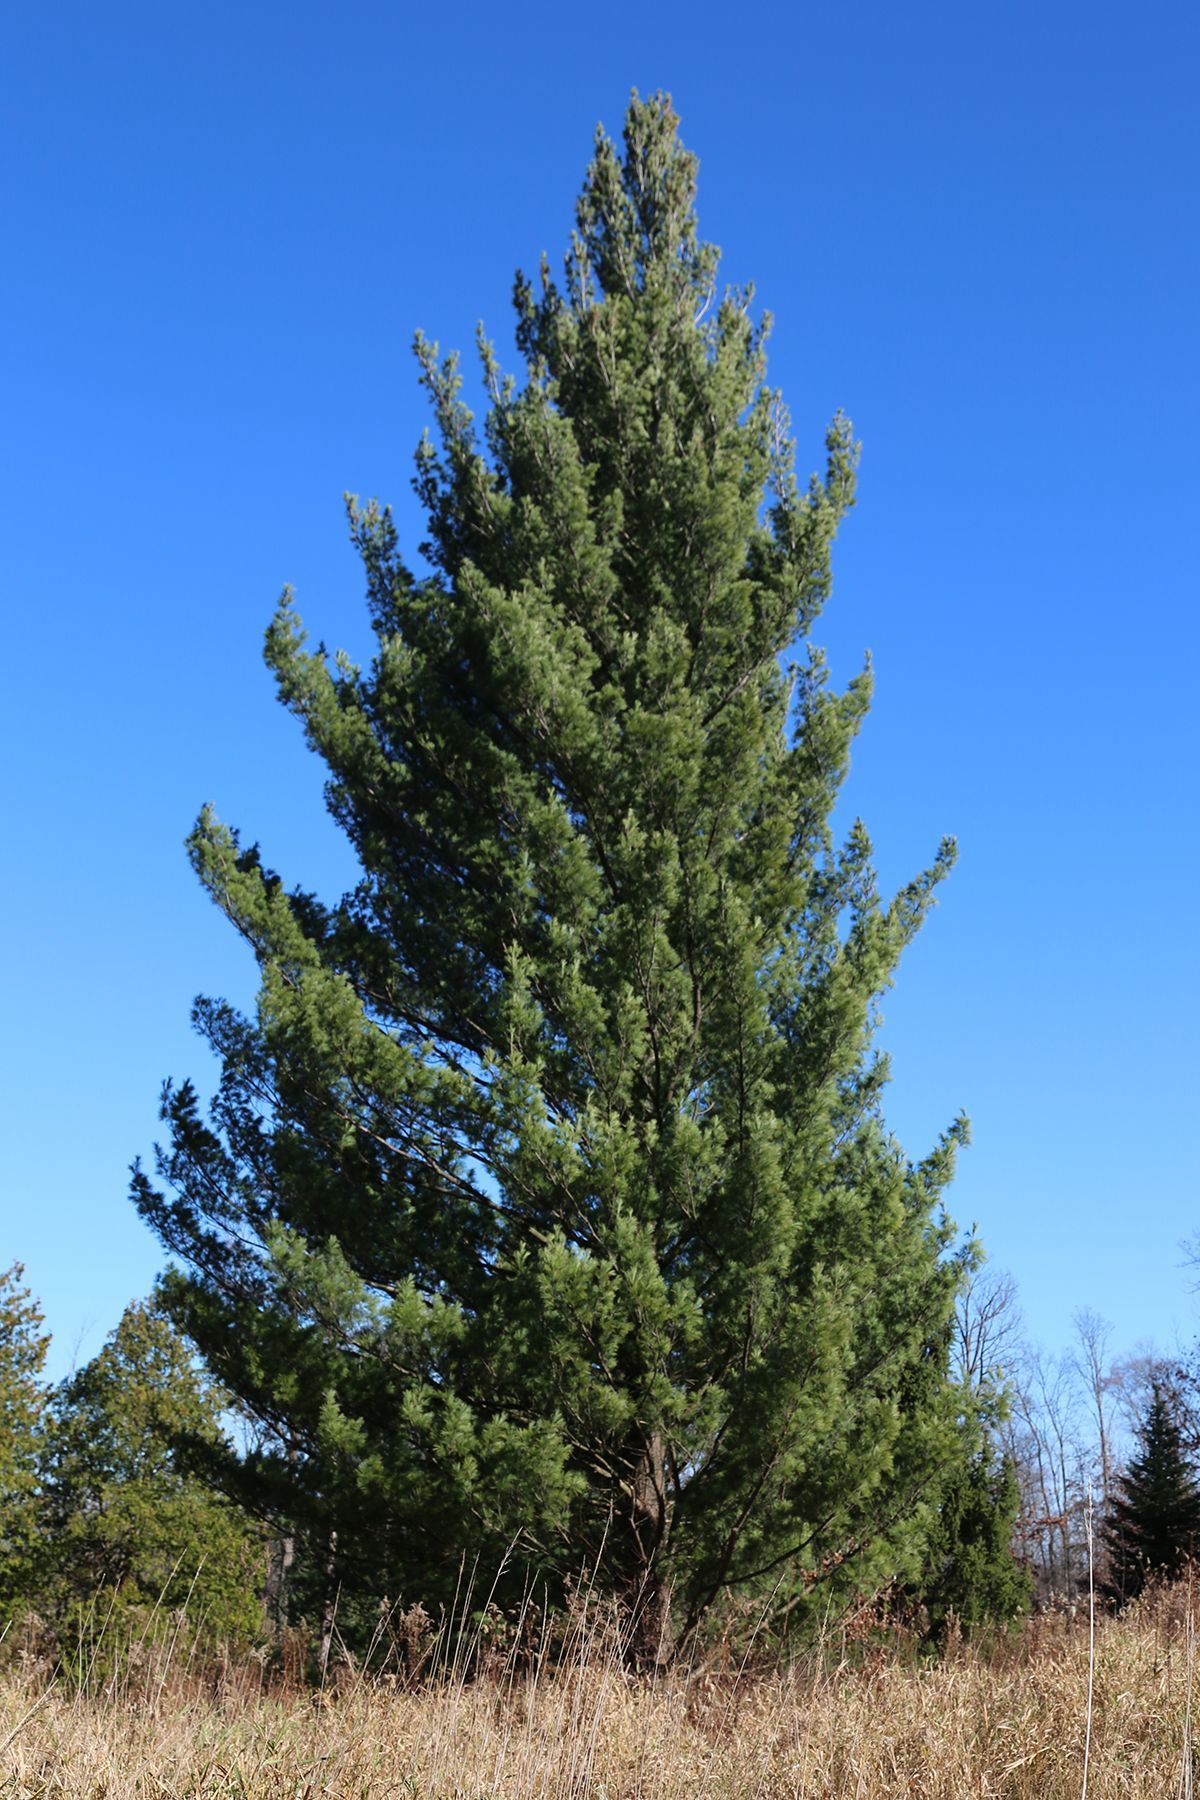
[1073,1308,1115,1510]
[954,1265,1022,1395]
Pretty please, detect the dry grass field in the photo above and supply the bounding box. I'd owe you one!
[3,1587,1199,1797]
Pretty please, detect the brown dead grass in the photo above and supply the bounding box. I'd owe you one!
[3,1589,1199,1797]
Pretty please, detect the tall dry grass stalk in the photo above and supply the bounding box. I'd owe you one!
[1082,1495,1095,1800]
[4,1583,1200,1797]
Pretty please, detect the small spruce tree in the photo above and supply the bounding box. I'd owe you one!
[135,93,971,1662]
[918,1436,1029,1641]
[1102,1383,1200,1606]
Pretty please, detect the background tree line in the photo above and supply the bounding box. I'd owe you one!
[956,1265,1200,1610]
[6,1250,1199,1669]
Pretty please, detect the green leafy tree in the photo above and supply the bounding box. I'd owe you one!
[0,1263,50,1619]
[135,93,970,1662]
[1102,1383,1200,1606]
[44,1300,264,1645]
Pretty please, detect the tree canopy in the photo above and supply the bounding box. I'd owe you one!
[134,92,974,1662]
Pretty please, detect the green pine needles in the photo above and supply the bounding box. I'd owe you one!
[134,93,973,1663]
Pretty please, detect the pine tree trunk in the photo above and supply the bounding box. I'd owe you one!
[265,1531,295,1639]
[621,1430,673,1669]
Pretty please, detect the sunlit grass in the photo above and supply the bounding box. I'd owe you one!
[3,1585,1199,1796]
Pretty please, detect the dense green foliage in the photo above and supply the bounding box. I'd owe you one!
[134,93,977,1660]
[0,1264,50,1618]
[1103,1385,1200,1606]
[41,1301,265,1646]
[918,1437,1030,1640]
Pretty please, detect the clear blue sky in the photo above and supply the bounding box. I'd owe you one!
[3,1,1197,1381]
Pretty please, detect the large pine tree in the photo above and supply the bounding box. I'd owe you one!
[135,93,971,1662]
